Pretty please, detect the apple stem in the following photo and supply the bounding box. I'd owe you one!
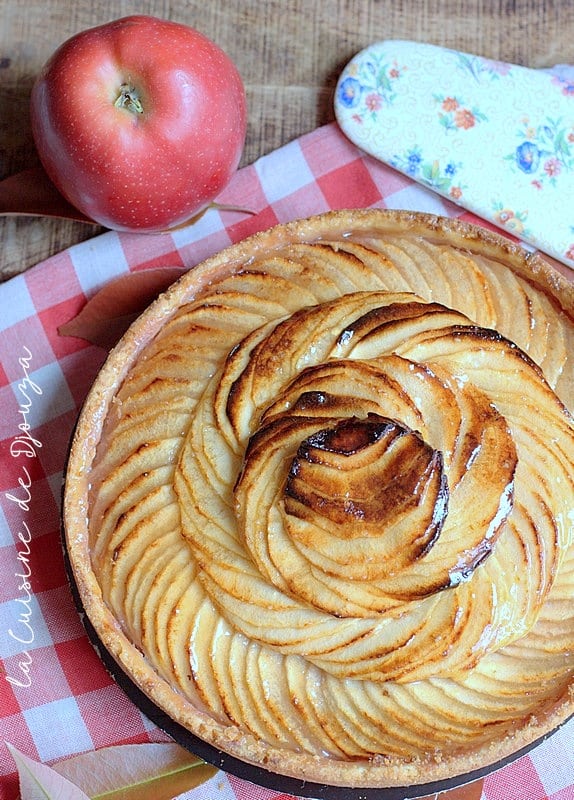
[114,83,144,115]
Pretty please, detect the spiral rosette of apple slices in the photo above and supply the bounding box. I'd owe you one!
[173,290,574,683]
[81,213,574,774]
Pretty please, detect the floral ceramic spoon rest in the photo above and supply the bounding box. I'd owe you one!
[334,41,574,268]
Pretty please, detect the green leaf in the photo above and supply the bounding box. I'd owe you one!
[430,161,441,180]
[6,742,91,800]
[376,66,392,92]
[555,130,570,156]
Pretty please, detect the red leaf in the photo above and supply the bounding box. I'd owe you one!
[58,266,188,350]
[0,167,97,222]
[0,167,255,228]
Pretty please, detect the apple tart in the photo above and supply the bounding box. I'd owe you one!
[64,210,574,790]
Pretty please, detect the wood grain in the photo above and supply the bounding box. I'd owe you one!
[1,0,572,280]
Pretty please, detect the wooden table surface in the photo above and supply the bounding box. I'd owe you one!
[1,0,573,282]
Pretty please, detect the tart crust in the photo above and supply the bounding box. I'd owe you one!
[63,209,574,789]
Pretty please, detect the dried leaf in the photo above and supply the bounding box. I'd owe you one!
[52,743,217,800]
[165,202,255,232]
[58,267,188,350]
[416,777,485,800]
[210,202,256,216]
[0,167,253,227]
[0,167,97,223]
[6,741,90,800]
[439,779,485,800]
[7,741,217,800]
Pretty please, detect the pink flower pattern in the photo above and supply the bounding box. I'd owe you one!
[336,42,574,267]
[505,118,573,188]
[434,93,487,132]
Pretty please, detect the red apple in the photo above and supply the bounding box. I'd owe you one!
[30,15,247,232]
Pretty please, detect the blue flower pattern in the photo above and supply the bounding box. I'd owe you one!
[336,42,574,266]
[336,55,405,121]
[390,149,465,197]
[338,77,362,109]
[505,118,574,187]
[515,141,540,174]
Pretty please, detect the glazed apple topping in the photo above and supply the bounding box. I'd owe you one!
[85,220,574,765]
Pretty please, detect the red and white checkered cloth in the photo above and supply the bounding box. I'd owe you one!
[1,122,574,800]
